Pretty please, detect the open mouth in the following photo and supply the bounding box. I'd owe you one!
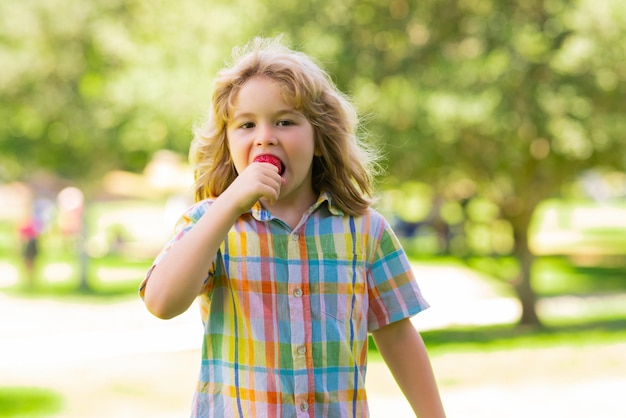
[253,154,285,176]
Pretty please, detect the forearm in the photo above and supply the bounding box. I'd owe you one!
[143,193,241,319]
[372,319,446,418]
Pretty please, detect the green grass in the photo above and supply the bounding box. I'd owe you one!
[533,256,626,296]
[367,316,626,366]
[462,255,626,297]
[420,318,626,353]
[0,387,63,417]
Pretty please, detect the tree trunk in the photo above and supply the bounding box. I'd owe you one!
[511,220,543,328]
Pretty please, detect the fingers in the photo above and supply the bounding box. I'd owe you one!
[255,166,282,204]
[228,163,282,210]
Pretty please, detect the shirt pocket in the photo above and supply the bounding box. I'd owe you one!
[310,252,367,324]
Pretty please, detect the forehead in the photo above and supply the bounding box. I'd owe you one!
[230,76,296,110]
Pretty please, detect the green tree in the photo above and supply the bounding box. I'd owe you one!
[3,0,625,323]
[0,0,262,291]
[258,0,626,326]
[0,0,260,189]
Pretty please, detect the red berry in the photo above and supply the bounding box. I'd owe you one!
[253,155,284,175]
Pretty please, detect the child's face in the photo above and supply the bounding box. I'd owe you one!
[226,76,319,205]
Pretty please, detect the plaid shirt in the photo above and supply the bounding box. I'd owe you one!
[141,192,428,417]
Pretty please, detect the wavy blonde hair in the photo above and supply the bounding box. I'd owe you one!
[191,36,380,216]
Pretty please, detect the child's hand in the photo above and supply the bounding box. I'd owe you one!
[225,161,284,212]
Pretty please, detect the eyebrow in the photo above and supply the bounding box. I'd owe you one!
[230,109,303,120]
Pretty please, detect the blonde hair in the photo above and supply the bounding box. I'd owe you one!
[191,36,380,216]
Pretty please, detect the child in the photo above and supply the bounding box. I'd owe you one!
[140,36,446,418]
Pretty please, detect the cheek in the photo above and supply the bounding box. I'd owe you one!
[224,140,240,170]
[230,152,247,174]
[298,140,317,161]
[226,132,243,155]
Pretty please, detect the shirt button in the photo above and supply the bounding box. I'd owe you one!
[297,345,306,355]
[293,288,303,298]
[300,401,309,411]
[291,233,299,241]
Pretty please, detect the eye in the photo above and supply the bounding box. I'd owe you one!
[277,120,293,127]
[240,122,255,129]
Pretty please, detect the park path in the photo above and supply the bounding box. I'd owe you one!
[1,264,624,417]
[0,263,521,368]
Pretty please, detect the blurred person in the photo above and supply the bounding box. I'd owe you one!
[140,36,445,418]
[18,215,42,288]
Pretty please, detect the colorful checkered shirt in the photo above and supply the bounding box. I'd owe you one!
[141,192,429,417]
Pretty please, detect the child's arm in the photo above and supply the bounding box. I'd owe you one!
[142,162,283,319]
[371,318,446,418]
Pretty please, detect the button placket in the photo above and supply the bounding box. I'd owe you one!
[287,225,309,413]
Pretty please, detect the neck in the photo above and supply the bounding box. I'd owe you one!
[261,192,318,230]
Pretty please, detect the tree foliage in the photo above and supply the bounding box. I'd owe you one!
[0,0,261,185]
[2,0,625,324]
[257,0,626,325]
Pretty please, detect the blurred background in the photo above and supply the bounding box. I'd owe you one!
[1,0,625,417]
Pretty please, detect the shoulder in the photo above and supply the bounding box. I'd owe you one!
[347,208,398,255]
[181,198,216,223]
[355,208,407,259]
[169,199,217,234]
[355,207,392,236]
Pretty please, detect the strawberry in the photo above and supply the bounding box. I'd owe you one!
[253,154,284,175]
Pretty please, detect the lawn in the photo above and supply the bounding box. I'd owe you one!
[1,198,626,416]
[2,287,624,418]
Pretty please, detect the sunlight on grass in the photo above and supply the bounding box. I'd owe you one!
[0,262,18,288]
[539,294,626,326]
[42,262,73,283]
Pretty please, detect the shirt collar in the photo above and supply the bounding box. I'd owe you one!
[249,191,343,222]
[309,191,344,217]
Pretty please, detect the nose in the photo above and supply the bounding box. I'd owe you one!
[254,123,277,147]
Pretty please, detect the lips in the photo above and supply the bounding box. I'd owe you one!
[253,154,285,175]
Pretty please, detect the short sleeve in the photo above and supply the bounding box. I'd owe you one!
[138,199,215,299]
[366,214,429,332]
